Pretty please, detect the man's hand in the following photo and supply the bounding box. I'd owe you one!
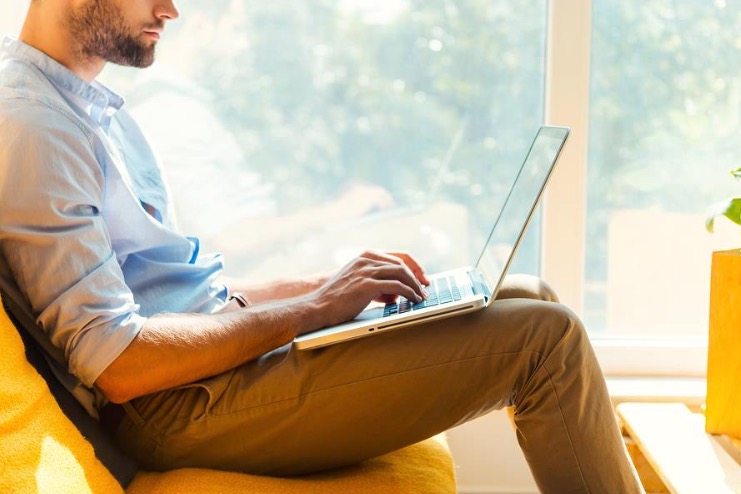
[303,250,430,331]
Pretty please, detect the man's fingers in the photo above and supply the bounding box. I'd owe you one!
[372,279,422,304]
[360,249,400,264]
[378,250,431,286]
[311,251,430,327]
[365,251,430,286]
[367,265,425,301]
[375,293,399,305]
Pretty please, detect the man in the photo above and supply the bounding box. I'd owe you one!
[0,0,644,492]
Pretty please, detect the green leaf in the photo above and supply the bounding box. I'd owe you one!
[706,197,741,232]
[731,167,741,181]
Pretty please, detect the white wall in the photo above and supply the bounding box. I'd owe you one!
[449,411,538,494]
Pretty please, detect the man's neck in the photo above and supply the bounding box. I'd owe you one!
[19,5,105,83]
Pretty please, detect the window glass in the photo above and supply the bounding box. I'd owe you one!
[587,0,741,338]
[102,0,547,281]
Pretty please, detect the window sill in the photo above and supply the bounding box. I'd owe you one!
[593,337,707,377]
[606,376,707,408]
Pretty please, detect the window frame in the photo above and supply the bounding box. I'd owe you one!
[543,0,707,378]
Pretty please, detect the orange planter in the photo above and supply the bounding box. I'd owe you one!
[706,249,741,439]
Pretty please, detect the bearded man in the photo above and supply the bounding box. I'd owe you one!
[0,1,644,492]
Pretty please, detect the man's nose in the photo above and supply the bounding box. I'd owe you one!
[154,0,180,21]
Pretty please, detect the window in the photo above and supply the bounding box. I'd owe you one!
[544,0,740,376]
[586,1,741,339]
[102,1,548,280]
[2,0,728,377]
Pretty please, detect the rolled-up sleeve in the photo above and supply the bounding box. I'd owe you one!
[0,101,145,387]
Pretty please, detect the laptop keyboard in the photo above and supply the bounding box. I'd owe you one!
[383,275,463,317]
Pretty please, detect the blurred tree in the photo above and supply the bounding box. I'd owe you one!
[139,0,545,219]
[586,0,741,315]
[98,0,741,330]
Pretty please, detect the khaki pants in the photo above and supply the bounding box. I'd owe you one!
[113,276,644,493]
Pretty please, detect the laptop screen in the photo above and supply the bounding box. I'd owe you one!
[475,126,569,296]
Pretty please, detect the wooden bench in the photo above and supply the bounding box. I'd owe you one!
[617,402,741,494]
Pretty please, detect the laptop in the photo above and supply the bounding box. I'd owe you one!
[293,125,569,350]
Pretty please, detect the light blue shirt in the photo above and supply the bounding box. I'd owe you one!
[0,36,228,413]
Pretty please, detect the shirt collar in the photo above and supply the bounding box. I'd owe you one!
[1,35,125,129]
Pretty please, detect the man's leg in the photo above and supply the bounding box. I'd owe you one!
[113,278,642,493]
[495,273,559,302]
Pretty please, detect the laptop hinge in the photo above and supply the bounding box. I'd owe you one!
[469,269,492,302]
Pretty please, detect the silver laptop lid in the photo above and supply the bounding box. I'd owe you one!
[473,126,569,300]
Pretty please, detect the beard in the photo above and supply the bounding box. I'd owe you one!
[66,0,162,68]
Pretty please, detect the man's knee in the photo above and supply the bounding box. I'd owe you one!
[516,299,590,361]
[478,298,590,371]
[530,302,600,388]
[496,274,559,303]
[509,302,599,408]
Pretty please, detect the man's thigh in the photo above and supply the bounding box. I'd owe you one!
[116,297,576,475]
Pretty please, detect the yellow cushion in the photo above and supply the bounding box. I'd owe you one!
[127,435,455,494]
[0,294,456,493]
[0,296,124,494]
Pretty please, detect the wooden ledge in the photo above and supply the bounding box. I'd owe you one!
[617,402,741,494]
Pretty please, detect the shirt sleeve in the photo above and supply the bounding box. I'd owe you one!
[0,100,145,387]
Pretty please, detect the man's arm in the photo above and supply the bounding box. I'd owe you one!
[94,298,318,404]
[95,251,429,404]
[220,274,329,306]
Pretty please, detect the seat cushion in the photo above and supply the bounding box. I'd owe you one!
[0,296,124,494]
[12,306,139,487]
[127,435,456,494]
[0,293,456,493]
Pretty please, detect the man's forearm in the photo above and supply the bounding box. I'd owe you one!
[94,297,320,404]
[95,250,429,404]
[222,274,329,305]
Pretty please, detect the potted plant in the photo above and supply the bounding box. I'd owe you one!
[704,167,741,440]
